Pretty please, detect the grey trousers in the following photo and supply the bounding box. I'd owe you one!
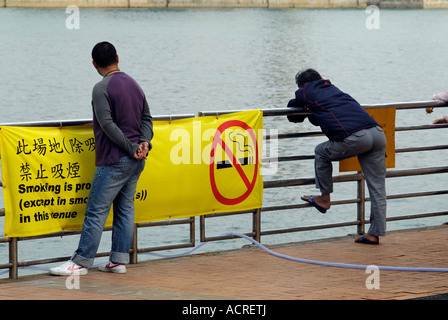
[314,126,387,236]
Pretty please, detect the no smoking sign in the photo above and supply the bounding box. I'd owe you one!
[209,120,260,206]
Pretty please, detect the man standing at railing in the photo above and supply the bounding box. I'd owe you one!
[50,42,153,275]
[287,68,387,245]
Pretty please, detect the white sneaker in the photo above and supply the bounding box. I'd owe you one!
[49,260,88,276]
[98,261,126,274]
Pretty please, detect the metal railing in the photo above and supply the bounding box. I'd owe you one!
[1,99,448,279]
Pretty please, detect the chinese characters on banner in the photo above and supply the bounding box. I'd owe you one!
[0,125,98,237]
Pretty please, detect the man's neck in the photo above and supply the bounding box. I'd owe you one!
[100,65,120,77]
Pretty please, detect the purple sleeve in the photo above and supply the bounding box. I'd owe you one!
[92,81,139,157]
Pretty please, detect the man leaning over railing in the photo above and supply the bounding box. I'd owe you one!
[287,68,387,245]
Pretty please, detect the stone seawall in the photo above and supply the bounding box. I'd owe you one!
[1,0,448,8]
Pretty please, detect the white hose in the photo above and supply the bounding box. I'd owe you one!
[144,232,448,272]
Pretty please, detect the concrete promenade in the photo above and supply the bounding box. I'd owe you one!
[1,225,448,300]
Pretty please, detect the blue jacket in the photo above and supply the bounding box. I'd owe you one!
[288,79,378,141]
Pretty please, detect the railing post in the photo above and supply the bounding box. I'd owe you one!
[130,224,138,264]
[357,172,366,235]
[9,237,18,279]
[252,208,261,243]
[200,215,206,242]
[189,216,195,247]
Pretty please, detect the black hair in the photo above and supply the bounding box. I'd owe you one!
[295,68,322,88]
[91,42,117,68]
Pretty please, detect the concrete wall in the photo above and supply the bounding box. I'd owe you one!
[424,0,448,8]
[376,0,423,8]
[5,0,129,7]
[268,0,371,8]
[2,0,448,8]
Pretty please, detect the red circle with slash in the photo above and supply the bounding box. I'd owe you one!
[209,120,259,205]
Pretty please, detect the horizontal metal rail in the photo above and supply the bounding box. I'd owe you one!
[0,114,196,127]
[1,99,448,279]
[198,99,447,117]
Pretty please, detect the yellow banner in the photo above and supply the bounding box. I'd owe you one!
[0,110,263,237]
